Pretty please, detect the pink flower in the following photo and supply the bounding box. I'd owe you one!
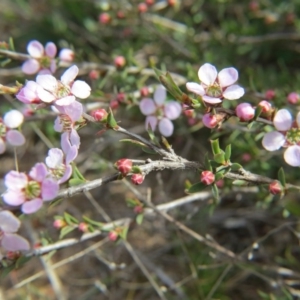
[0,110,25,154]
[200,171,215,185]
[186,63,244,104]
[139,85,182,137]
[16,81,42,104]
[36,65,91,107]
[2,163,59,214]
[287,92,299,104]
[202,113,218,128]
[22,40,57,75]
[45,147,76,184]
[0,210,30,252]
[262,109,300,166]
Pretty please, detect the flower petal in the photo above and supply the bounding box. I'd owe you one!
[218,67,238,87]
[158,118,174,137]
[45,42,57,58]
[29,163,48,182]
[36,87,56,103]
[223,85,245,100]
[4,110,24,128]
[164,101,182,120]
[22,59,40,75]
[284,145,300,167]
[2,190,26,206]
[262,131,285,151]
[6,130,26,147]
[27,41,44,58]
[42,178,59,201]
[274,109,293,131]
[61,65,78,86]
[145,116,158,131]
[36,74,58,93]
[71,80,91,99]
[2,233,30,251]
[58,165,72,184]
[22,199,43,214]
[5,171,28,190]
[202,95,222,104]
[0,211,20,233]
[198,63,218,86]
[55,95,75,106]
[45,148,64,168]
[140,98,156,115]
[61,101,83,122]
[153,85,166,106]
[186,82,205,96]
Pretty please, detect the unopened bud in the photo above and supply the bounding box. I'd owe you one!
[202,113,218,128]
[110,99,119,110]
[265,89,276,100]
[89,70,100,80]
[145,0,155,5]
[91,109,108,122]
[258,100,272,113]
[168,0,177,6]
[131,173,145,185]
[215,179,224,188]
[269,181,282,195]
[53,219,66,229]
[236,103,255,122]
[134,205,144,214]
[140,86,149,97]
[201,171,215,185]
[59,49,75,62]
[138,3,148,13]
[117,11,125,19]
[116,158,133,175]
[108,231,118,241]
[78,222,89,233]
[242,153,252,162]
[249,1,259,12]
[287,92,299,104]
[6,251,20,260]
[99,13,111,24]
[117,92,125,103]
[114,56,126,68]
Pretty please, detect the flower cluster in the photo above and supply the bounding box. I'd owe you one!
[186,63,244,104]
[139,85,182,137]
[0,110,25,154]
[22,40,74,75]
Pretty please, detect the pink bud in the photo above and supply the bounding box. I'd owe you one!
[117,11,125,19]
[265,89,276,100]
[236,103,255,122]
[258,100,272,113]
[78,222,89,233]
[6,251,20,260]
[134,205,144,214]
[53,219,66,229]
[200,171,215,185]
[138,3,148,13]
[242,153,252,162]
[99,13,111,24]
[59,49,75,62]
[202,113,218,128]
[140,86,149,97]
[114,56,126,68]
[110,99,119,110]
[145,0,154,5]
[117,92,126,103]
[131,173,145,185]
[184,109,194,118]
[249,1,259,12]
[168,0,176,6]
[215,179,224,188]
[287,92,299,104]
[108,231,118,241]
[116,158,133,175]
[269,181,282,195]
[91,109,108,122]
[89,70,100,80]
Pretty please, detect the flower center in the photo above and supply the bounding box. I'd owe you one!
[24,181,41,200]
[39,56,51,68]
[50,165,65,180]
[57,82,71,98]
[206,84,222,98]
[0,122,7,138]
[286,128,300,145]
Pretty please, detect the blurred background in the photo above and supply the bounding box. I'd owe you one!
[1,0,300,299]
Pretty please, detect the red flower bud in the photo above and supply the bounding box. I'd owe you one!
[116,158,133,175]
[269,181,282,195]
[258,100,272,113]
[131,173,145,185]
[78,222,89,233]
[236,103,255,122]
[134,205,144,214]
[110,99,119,110]
[200,171,215,185]
[202,113,218,128]
[53,219,66,229]
[265,89,276,100]
[91,109,108,122]
[117,11,125,19]
[140,86,149,97]
[117,92,126,103]
[287,92,299,104]
[138,3,148,13]
[114,56,126,68]
[89,70,100,80]
[99,13,111,24]
[108,231,118,241]
[145,0,154,5]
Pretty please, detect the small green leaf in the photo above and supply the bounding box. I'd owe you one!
[69,178,86,186]
[107,108,118,129]
[72,165,86,181]
[278,167,286,187]
[120,139,157,154]
[188,182,208,193]
[224,144,231,162]
[15,256,31,269]
[131,166,142,173]
[64,212,78,225]
[215,172,224,181]
[232,180,248,186]
[136,214,144,225]
[204,153,212,171]
[82,216,104,228]
[146,125,160,146]
[210,139,221,155]
[214,152,225,164]
[119,227,129,240]
[230,163,243,171]
[254,105,263,119]
[59,225,76,239]
[211,184,219,202]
